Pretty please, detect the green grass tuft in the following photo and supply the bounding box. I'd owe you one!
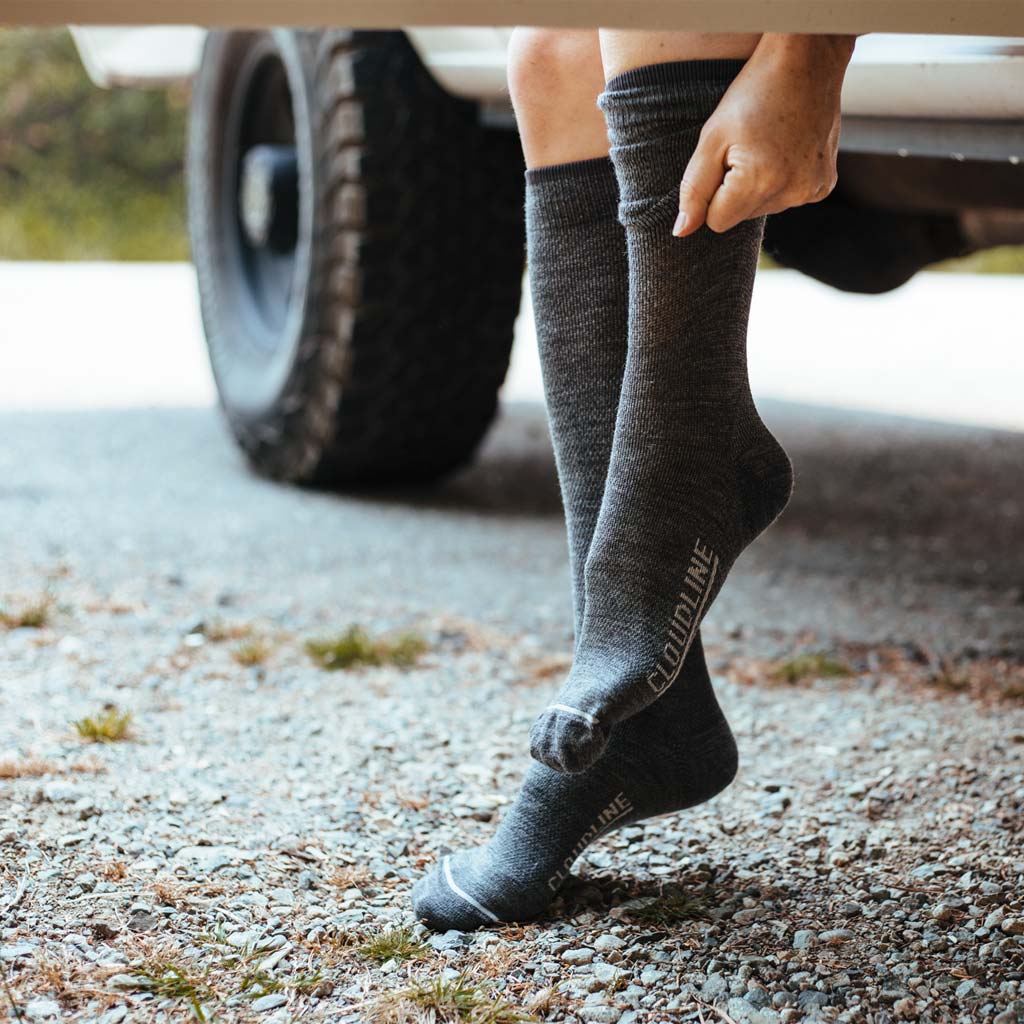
[72,707,133,743]
[377,973,535,1024]
[305,625,427,671]
[128,963,212,1021]
[357,926,429,965]
[772,652,852,684]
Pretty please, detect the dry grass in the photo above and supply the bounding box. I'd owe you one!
[0,757,58,779]
[0,593,54,630]
[525,985,571,1017]
[306,625,427,671]
[327,866,376,890]
[231,637,272,667]
[928,657,1024,703]
[197,619,254,643]
[72,707,133,743]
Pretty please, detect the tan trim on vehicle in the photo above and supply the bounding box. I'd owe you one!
[5,0,1024,36]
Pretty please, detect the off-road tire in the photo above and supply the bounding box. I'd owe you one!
[188,28,525,486]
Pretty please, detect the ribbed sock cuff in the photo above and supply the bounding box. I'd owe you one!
[598,58,747,129]
[524,155,620,229]
[597,59,747,228]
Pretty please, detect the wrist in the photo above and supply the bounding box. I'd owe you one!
[757,32,856,72]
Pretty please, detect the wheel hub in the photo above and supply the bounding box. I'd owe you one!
[239,144,298,252]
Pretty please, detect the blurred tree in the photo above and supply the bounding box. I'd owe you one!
[0,28,189,259]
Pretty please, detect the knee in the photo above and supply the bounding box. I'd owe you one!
[507,28,601,123]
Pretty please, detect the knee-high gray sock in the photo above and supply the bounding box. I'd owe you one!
[410,157,738,930]
[530,60,793,774]
[411,634,737,929]
[528,156,627,644]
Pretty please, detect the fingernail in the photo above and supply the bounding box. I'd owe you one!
[672,211,687,236]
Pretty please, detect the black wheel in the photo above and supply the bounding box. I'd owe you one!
[187,29,525,486]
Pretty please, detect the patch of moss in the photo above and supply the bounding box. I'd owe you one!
[772,652,852,684]
[305,625,427,671]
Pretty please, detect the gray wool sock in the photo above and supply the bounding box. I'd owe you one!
[412,635,737,929]
[530,59,793,774]
[412,156,738,931]
[527,155,627,644]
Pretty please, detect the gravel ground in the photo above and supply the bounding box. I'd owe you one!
[2,400,1022,1024]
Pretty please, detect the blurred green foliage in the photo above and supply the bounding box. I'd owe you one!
[0,28,189,260]
[933,245,1024,275]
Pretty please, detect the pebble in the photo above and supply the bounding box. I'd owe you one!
[172,845,246,873]
[578,1007,621,1024]
[24,998,61,1020]
[429,930,469,951]
[797,990,831,1010]
[563,947,595,965]
[251,993,288,1012]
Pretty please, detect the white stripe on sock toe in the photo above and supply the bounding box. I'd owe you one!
[442,856,499,923]
[547,703,600,727]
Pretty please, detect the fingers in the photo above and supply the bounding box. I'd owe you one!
[705,164,768,234]
[674,138,727,237]
[693,162,838,235]
[675,129,839,236]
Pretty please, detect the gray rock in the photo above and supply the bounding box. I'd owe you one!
[127,910,160,933]
[796,990,831,1011]
[172,845,246,873]
[793,930,818,949]
[0,942,36,960]
[251,993,288,1012]
[592,963,624,987]
[747,987,771,1009]
[563,947,595,966]
[428,929,468,951]
[579,1007,621,1024]
[106,975,141,992]
[25,998,61,1021]
[702,973,729,1000]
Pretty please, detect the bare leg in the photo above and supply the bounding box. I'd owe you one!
[599,29,761,79]
[507,28,608,168]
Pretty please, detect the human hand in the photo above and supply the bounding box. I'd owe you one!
[673,34,856,237]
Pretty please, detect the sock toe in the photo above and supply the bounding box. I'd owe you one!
[411,855,500,932]
[530,705,610,774]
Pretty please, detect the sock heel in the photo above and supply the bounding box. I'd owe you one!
[735,422,793,542]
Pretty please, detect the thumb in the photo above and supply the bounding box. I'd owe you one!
[675,137,727,237]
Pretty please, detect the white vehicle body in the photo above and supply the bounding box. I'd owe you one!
[71,27,1024,125]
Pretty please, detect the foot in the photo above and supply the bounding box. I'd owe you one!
[412,638,738,929]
